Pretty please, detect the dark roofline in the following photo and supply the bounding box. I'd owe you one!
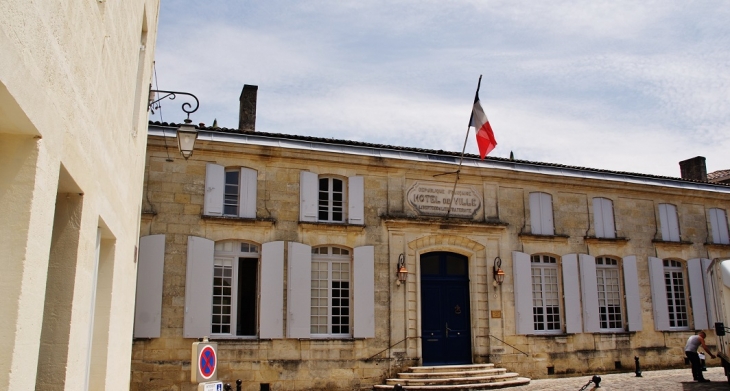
[148,120,729,189]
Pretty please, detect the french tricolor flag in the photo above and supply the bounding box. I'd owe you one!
[470,92,497,159]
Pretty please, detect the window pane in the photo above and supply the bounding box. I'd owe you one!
[532,261,561,332]
[446,256,467,275]
[224,171,239,216]
[664,264,688,328]
[212,260,233,334]
[311,252,351,336]
[421,255,440,275]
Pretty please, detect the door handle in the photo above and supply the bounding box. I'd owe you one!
[446,322,452,338]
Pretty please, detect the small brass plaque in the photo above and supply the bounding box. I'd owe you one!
[491,310,502,318]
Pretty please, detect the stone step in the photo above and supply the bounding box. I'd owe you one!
[386,372,520,386]
[409,364,495,373]
[373,377,531,390]
[397,368,507,379]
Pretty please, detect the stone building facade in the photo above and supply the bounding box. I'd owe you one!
[133,114,730,390]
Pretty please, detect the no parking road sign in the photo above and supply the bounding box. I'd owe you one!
[192,340,218,383]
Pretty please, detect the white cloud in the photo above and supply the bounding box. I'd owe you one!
[151,0,730,177]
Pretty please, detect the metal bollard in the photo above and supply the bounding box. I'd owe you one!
[393,384,403,391]
[591,375,601,388]
[236,379,242,391]
[578,375,601,390]
[634,356,642,377]
[224,384,231,391]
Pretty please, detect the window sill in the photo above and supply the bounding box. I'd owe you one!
[652,239,693,247]
[201,214,276,226]
[208,335,259,341]
[584,236,630,244]
[308,336,356,341]
[705,243,730,249]
[518,233,570,243]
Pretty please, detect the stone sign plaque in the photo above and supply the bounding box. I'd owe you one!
[406,182,482,218]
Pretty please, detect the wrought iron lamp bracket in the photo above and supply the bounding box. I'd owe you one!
[148,88,200,120]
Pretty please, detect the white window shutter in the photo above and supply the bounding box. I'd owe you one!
[710,208,730,245]
[239,167,257,218]
[688,258,709,330]
[593,198,606,238]
[702,258,716,326]
[512,251,533,335]
[287,242,312,338]
[579,254,600,333]
[353,245,375,338]
[562,254,582,333]
[658,204,669,240]
[710,208,722,244]
[134,234,166,338]
[183,236,215,338]
[260,241,284,339]
[648,256,670,331]
[622,256,643,331]
[299,171,318,222]
[529,193,543,235]
[540,193,554,235]
[600,198,616,239]
[348,176,364,225]
[204,163,224,216]
[667,204,680,241]
[718,209,730,244]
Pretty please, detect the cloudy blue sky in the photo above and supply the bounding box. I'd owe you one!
[150,1,730,177]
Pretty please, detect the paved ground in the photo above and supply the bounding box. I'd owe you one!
[509,367,729,390]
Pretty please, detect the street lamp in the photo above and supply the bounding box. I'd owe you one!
[176,119,197,160]
[396,254,408,286]
[149,88,200,160]
[493,257,505,286]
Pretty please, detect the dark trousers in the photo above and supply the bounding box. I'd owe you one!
[686,351,704,380]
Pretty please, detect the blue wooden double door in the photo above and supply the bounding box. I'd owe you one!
[420,252,472,365]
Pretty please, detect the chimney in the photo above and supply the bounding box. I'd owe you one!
[238,84,258,132]
[679,156,707,181]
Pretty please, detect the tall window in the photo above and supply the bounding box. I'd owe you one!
[664,259,688,329]
[318,177,345,222]
[204,163,257,218]
[311,246,351,336]
[531,254,561,332]
[211,241,259,336]
[223,169,240,216]
[595,257,623,330]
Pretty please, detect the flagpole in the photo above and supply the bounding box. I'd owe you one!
[446,75,482,218]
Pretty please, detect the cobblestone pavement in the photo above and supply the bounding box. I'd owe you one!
[509,367,729,390]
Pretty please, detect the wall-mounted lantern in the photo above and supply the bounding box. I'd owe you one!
[396,254,408,286]
[149,88,200,160]
[493,256,505,287]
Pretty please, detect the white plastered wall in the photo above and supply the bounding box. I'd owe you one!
[0,1,160,390]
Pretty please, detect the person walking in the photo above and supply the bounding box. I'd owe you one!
[685,331,715,382]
